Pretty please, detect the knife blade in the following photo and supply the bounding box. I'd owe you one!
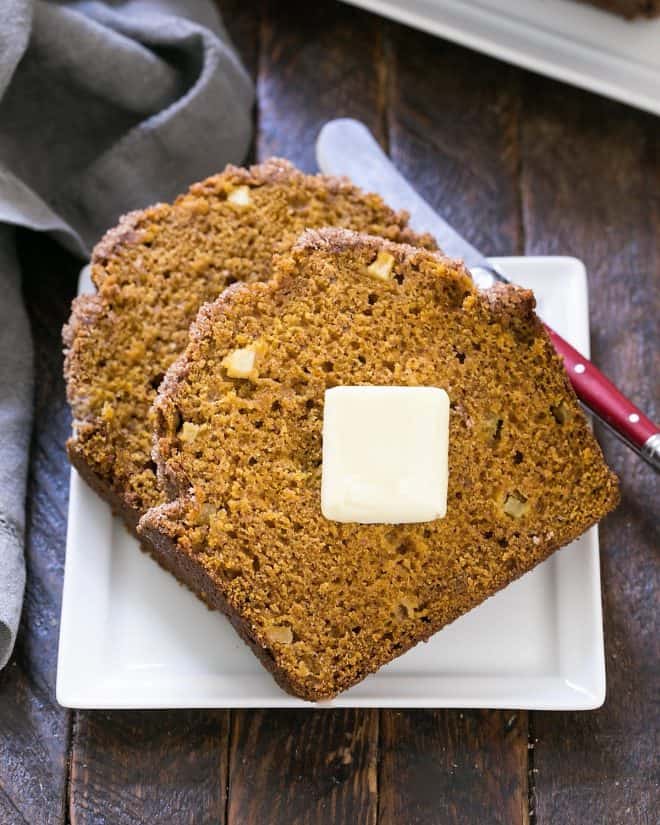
[316,118,660,471]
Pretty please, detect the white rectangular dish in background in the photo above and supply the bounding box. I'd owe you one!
[342,0,660,116]
[56,255,606,710]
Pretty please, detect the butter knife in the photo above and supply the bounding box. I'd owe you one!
[316,118,659,471]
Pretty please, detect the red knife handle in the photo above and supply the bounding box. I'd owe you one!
[545,325,659,456]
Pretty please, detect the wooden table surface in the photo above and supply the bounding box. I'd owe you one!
[1,1,658,823]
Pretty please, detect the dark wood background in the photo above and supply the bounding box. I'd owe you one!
[1,1,658,823]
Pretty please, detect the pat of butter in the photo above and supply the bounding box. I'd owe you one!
[321,386,450,524]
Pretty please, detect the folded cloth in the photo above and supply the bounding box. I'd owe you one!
[0,0,254,669]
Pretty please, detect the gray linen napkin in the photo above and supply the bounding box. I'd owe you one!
[0,0,254,668]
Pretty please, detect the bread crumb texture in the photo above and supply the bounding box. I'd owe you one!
[63,159,435,522]
[139,228,619,701]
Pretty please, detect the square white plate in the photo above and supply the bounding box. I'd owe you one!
[343,0,660,117]
[57,255,606,709]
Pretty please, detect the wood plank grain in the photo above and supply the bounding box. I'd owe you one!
[386,25,523,256]
[520,77,659,825]
[220,0,261,79]
[257,0,388,171]
[69,711,229,825]
[220,0,261,167]
[0,232,78,825]
[381,25,530,825]
[379,710,529,825]
[227,710,378,825]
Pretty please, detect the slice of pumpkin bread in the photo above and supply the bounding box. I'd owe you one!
[63,159,435,531]
[139,228,618,701]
